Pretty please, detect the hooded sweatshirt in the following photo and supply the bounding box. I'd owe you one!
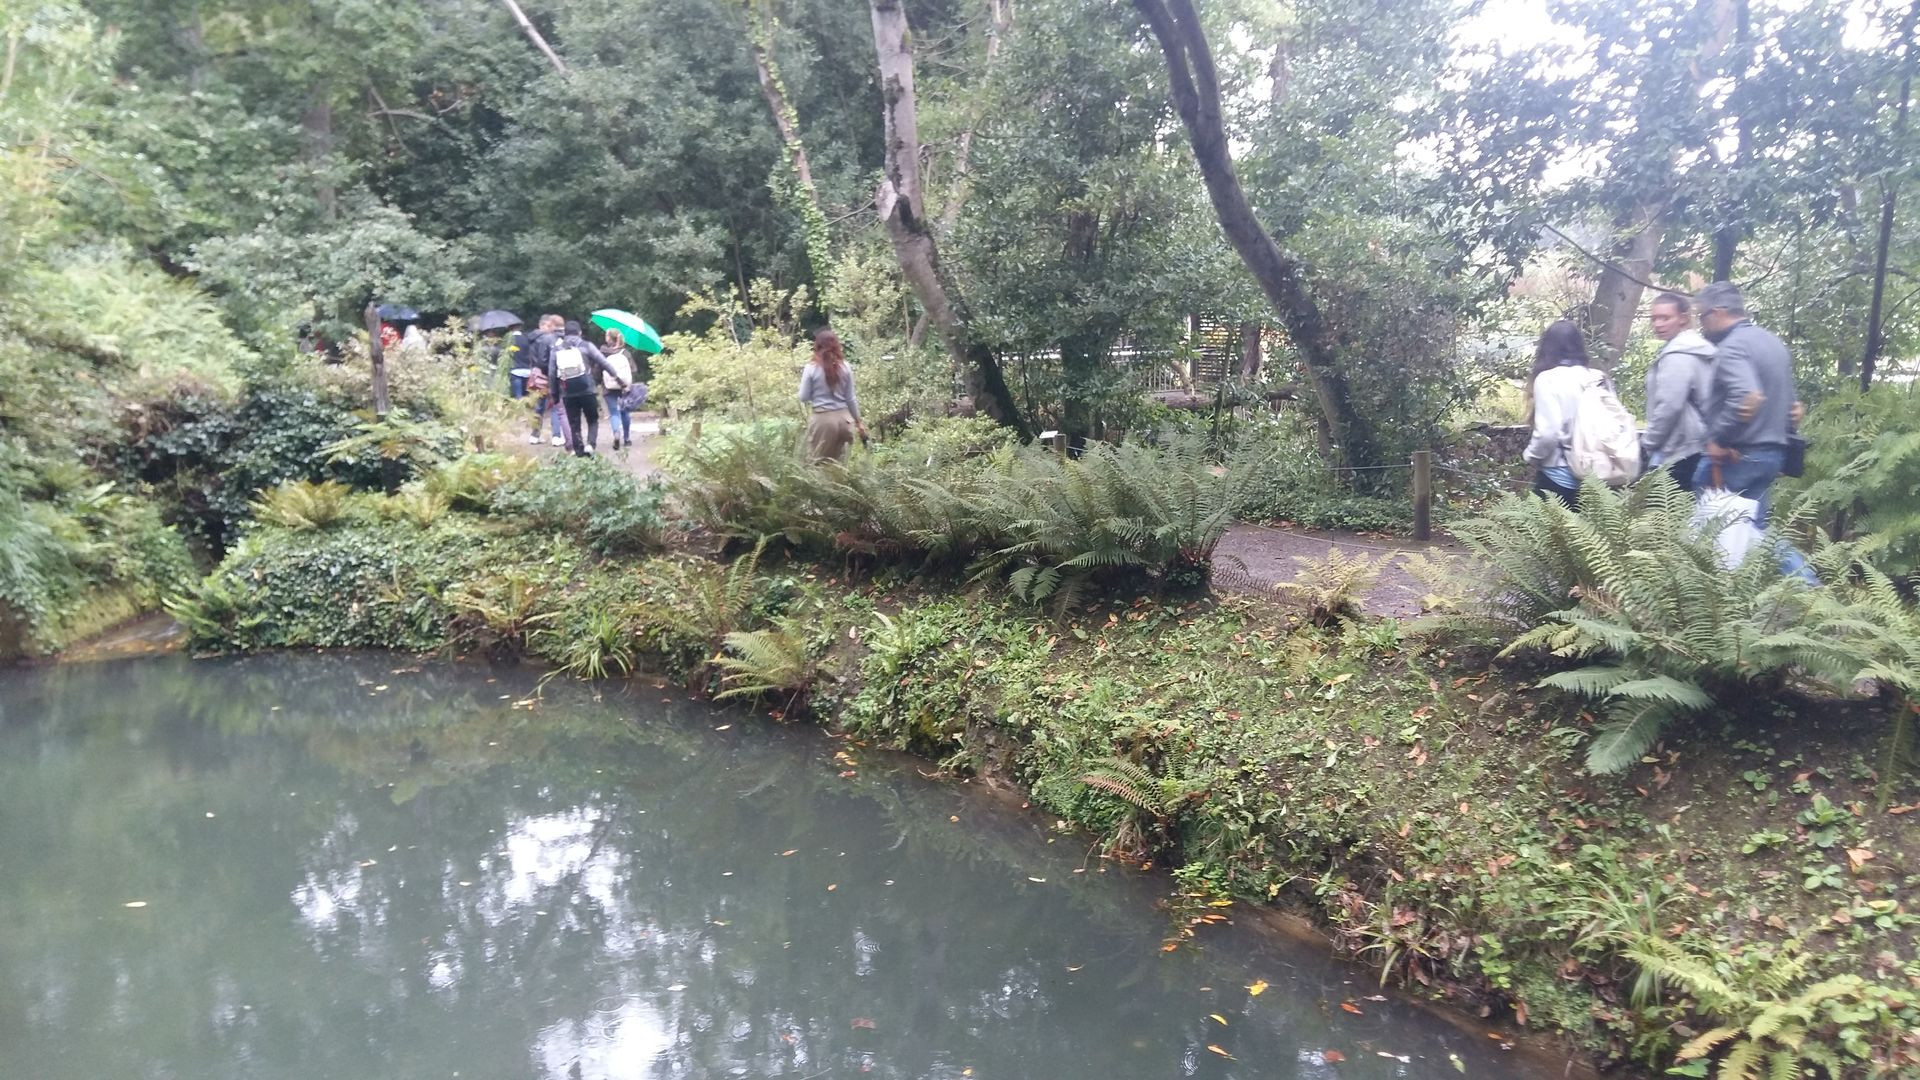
[1642,329,1715,464]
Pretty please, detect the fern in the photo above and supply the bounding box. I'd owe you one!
[250,479,354,530]
[712,616,827,712]
[1273,548,1386,626]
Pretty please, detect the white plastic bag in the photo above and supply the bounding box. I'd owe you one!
[1691,488,1762,569]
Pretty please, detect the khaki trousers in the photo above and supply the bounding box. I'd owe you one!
[806,408,855,461]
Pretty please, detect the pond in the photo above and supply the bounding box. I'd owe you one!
[0,655,1544,1080]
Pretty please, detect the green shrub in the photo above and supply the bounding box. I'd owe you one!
[489,455,668,554]
[0,474,194,656]
[176,518,547,653]
[1454,475,1873,773]
[250,479,354,530]
[1228,416,1411,532]
[1784,382,1920,579]
[424,452,537,511]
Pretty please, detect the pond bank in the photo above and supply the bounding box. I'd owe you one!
[163,519,1920,1077]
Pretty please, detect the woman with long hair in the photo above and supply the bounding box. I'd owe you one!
[797,328,865,461]
[1521,319,1595,505]
[600,329,638,452]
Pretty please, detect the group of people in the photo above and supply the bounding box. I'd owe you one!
[1524,280,1810,574]
[505,316,647,457]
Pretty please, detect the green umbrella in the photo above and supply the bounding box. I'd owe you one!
[589,309,664,354]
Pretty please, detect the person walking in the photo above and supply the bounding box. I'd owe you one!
[523,314,568,446]
[1521,319,1599,506]
[1642,292,1716,492]
[1690,282,1802,525]
[546,320,629,457]
[798,328,865,462]
[599,330,638,452]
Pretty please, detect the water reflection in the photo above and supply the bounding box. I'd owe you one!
[0,656,1539,1080]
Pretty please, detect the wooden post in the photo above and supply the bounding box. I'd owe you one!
[1411,449,1432,542]
[363,303,390,418]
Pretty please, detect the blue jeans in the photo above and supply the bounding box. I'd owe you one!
[1692,445,1783,525]
[1693,446,1815,583]
[509,372,530,399]
[604,391,631,443]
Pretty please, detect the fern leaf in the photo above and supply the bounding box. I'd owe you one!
[1586,698,1674,774]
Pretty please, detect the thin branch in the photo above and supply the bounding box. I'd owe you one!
[1542,222,1688,296]
[1,28,19,104]
[498,0,568,76]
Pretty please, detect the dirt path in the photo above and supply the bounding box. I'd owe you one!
[1213,524,1461,617]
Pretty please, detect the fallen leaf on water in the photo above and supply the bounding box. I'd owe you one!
[780,849,798,857]
[122,901,148,909]
[949,815,959,823]
[1340,1001,1364,1014]
[1322,1050,1346,1064]
[1208,1013,1228,1025]
[1065,964,1083,972]
[666,984,687,991]
[714,724,732,731]
[851,1017,876,1030]
[1027,876,1047,883]
[711,920,729,926]
[1206,1045,1235,1060]
[827,884,838,891]
[1450,1052,1467,1072]
[1160,942,1180,952]
[1246,979,1269,996]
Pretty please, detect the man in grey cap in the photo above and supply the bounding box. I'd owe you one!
[1691,281,1801,525]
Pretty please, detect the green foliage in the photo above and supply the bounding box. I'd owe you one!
[536,609,638,683]
[424,453,538,512]
[445,571,551,654]
[249,479,354,531]
[320,409,465,479]
[1459,475,1867,773]
[488,455,668,555]
[0,474,193,656]
[1624,938,1919,1080]
[176,517,538,653]
[712,616,829,712]
[968,436,1254,601]
[1227,416,1412,532]
[1785,383,1920,580]
[646,285,809,420]
[1077,754,1213,857]
[1274,549,1389,627]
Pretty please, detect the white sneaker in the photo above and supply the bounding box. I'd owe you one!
[551,435,564,447]
[526,433,540,445]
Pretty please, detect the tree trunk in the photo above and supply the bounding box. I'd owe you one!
[1862,2,1919,392]
[364,303,391,418]
[869,0,1028,436]
[1581,199,1667,369]
[301,83,338,222]
[745,1,832,299]
[1239,321,1261,379]
[1133,0,1375,469]
[499,0,568,75]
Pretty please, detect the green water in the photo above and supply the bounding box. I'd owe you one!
[0,656,1542,1079]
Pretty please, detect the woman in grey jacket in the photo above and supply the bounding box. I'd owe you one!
[797,329,865,461]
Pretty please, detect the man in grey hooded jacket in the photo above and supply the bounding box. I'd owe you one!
[1642,292,1715,492]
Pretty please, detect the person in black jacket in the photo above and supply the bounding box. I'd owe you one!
[521,315,566,446]
[546,320,630,456]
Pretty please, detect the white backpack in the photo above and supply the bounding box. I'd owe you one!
[552,340,587,382]
[1569,371,1642,487]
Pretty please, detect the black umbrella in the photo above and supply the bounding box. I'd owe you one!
[375,303,420,321]
[472,309,523,333]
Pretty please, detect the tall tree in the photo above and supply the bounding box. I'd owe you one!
[1132,0,1375,468]
[868,0,1027,434]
